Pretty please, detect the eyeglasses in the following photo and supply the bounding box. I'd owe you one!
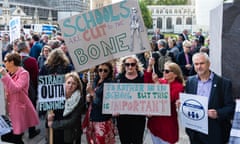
[125,63,136,67]
[98,68,109,73]
[162,69,173,74]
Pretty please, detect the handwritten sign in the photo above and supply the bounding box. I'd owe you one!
[37,75,65,112]
[179,93,208,134]
[9,17,21,43]
[58,0,151,71]
[103,83,170,115]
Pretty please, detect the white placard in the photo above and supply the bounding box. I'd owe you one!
[229,99,240,143]
[103,83,170,115]
[0,115,12,136]
[58,0,151,71]
[179,93,208,134]
[0,41,5,115]
[9,17,21,43]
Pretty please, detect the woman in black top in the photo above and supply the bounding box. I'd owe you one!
[85,62,115,144]
[115,55,146,144]
[47,72,85,144]
[39,48,74,144]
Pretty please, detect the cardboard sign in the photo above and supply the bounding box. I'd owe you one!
[9,17,21,43]
[229,99,240,143]
[103,83,171,115]
[37,75,66,112]
[0,115,12,136]
[179,93,208,134]
[58,0,151,71]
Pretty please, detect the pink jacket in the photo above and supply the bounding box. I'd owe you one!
[1,67,39,134]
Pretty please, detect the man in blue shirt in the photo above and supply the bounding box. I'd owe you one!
[185,52,235,144]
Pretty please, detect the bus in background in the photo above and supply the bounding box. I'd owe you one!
[23,24,59,36]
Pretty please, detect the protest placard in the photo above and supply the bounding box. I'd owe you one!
[103,83,170,116]
[58,0,151,71]
[229,99,240,143]
[0,115,12,136]
[0,41,5,115]
[37,75,66,112]
[179,93,208,134]
[9,17,21,43]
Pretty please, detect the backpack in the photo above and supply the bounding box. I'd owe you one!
[21,56,38,106]
[157,51,172,74]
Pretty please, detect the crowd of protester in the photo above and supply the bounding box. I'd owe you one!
[0,27,235,144]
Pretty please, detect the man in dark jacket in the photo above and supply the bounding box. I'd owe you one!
[152,28,164,51]
[185,52,235,144]
[18,41,40,139]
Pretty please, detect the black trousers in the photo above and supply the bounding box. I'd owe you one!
[117,115,146,144]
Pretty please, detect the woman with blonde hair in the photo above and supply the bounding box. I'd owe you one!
[116,55,144,74]
[115,55,146,144]
[39,48,74,144]
[47,71,85,144]
[145,59,184,144]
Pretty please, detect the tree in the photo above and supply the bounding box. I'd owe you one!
[139,0,153,28]
[141,0,155,5]
[155,0,188,5]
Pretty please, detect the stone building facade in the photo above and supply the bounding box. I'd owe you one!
[148,4,196,34]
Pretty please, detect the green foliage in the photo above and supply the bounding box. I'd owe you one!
[138,0,189,28]
[142,0,188,5]
[164,33,178,39]
[139,1,153,28]
[141,0,155,5]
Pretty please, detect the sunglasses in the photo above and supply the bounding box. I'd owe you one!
[98,68,109,73]
[162,69,173,74]
[125,63,136,67]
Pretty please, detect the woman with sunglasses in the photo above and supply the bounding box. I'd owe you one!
[145,58,184,144]
[0,52,39,144]
[85,62,115,144]
[115,55,146,144]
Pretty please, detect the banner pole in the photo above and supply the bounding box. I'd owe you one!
[48,110,53,144]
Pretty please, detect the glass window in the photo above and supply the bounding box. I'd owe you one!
[157,18,162,29]
[176,17,182,25]
[166,17,172,29]
[186,17,192,25]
